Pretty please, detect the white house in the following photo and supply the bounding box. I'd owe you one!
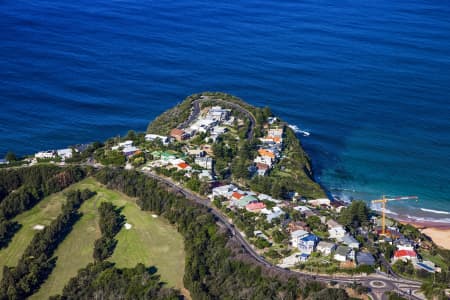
[308,198,331,207]
[316,241,336,256]
[145,134,170,145]
[261,206,284,223]
[328,227,347,241]
[57,148,73,160]
[298,234,319,254]
[290,230,309,247]
[212,184,236,199]
[334,245,354,262]
[119,140,133,147]
[35,150,55,159]
[195,156,214,170]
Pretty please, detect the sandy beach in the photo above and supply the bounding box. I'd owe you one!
[420,227,450,250]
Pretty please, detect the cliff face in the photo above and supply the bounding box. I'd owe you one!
[147,92,326,199]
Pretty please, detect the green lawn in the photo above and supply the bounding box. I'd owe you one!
[29,178,185,299]
[0,189,67,281]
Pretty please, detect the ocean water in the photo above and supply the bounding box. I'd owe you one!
[1,0,449,222]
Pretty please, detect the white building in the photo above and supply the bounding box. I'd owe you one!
[35,150,55,159]
[316,241,336,256]
[212,184,236,199]
[145,134,170,145]
[261,206,284,223]
[290,230,309,247]
[195,156,214,170]
[328,224,347,241]
[57,148,73,160]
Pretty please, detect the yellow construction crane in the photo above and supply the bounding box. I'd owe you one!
[371,195,418,235]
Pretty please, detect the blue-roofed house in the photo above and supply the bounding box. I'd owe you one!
[356,252,376,266]
[299,253,310,262]
[298,233,319,254]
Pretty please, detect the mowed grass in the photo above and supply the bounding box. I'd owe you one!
[0,189,67,281]
[30,178,185,299]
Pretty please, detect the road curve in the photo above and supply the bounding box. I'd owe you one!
[179,97,256,140]
[141,170,423,300]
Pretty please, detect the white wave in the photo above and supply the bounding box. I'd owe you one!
[288,124,310,136]
[371,205,399,216]
[420,208,450,215]
[405,215,450,224]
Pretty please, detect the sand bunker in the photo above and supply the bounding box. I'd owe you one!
[33,224,45,230]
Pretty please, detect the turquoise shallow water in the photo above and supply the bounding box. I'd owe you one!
[1,0,449,222]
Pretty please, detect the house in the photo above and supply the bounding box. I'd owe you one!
[170,128,189,141]
[414,261,436,273]
[122,146,139,156]
[299,253,310,262]
[246,202,266,213]
[394,238,415,251]
[261,206,284,222]
[118,140,133,148]
[334,246,354,262]
[287,221,308,233]
[328,225,347,241]
[35,150,55,159]
[231,191,245,201]
[195,156,214,170]
[234,195,258,208]
[208,106,230,121]
[254,230,269,240]
[145,134,170,145]
[268,128,283,138]
[342,234,360,249]
[316,241,336,256]
[394,249,418,262]
[212,184,236,198]
[57,148,73,159]
[256,163,270,176]
[258,149,275,160]
[356,252,376,266]
[308,198,331,207]
[290,230,309,247]
[198,170,213,181]
[177,162,192,171]
[254,156,273,167]
[258,194,281,204]
[298,234,319,254]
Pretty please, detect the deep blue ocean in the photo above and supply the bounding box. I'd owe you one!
[1,0,449,223]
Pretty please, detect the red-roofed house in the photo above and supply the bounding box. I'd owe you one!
[170,128,189,141]
[177,162,192,171]
[394,249,417,262]
[246,202,266,212]
[232,192,245,201]
[256,162,270,176]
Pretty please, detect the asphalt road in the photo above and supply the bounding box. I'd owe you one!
[141,170,424,300]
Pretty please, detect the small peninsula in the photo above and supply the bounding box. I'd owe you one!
[1,92,449,300]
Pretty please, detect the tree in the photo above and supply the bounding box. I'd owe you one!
[5,152,16,162]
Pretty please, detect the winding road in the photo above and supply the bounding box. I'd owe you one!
[169,97,425,299]
[179,96,256,140]
[142,170,423,300]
